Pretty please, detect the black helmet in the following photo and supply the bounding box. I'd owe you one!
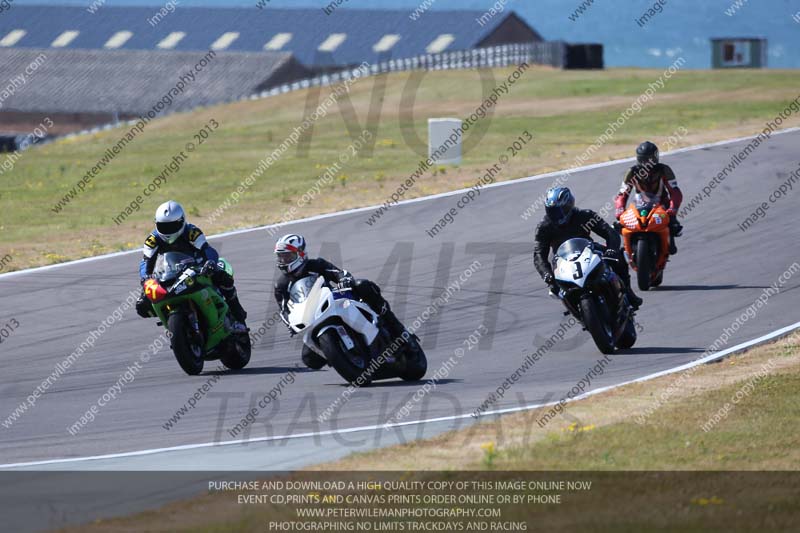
[636,141,659,167]
[544,187,575,226]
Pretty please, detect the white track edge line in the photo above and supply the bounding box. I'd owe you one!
[3,320,798,469]
[2,126,797,280]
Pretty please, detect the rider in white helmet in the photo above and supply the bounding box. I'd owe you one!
[273,234,417,368]
[135,200,248,329]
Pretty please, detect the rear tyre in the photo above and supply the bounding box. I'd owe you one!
[168,313,204,375]
[636,239,654,292]
[580,296,615,355]
[221,333,251,370]
[319,330,372,386]
[400,336,427,381]
[617,319,638,349]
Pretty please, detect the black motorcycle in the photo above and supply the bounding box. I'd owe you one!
[551,238,638,354]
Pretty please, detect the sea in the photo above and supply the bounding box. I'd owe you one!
[13,0,800,68]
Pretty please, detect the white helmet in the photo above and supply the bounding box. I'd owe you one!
[154,200,186,244]
[274,234,307,274]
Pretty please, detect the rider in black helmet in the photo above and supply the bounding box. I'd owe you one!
[534,187,643,309]
[615,141,683,254]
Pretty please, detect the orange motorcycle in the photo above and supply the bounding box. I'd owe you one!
[617,202,671,291]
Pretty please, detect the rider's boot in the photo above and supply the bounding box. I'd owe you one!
[381,307,408,343]
[224,291,248,332]
[669,220,682,255]
[626,286,643,310]
[614,257,643,310]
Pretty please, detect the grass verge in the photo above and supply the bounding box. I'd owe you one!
[63,331,800,532]
[2,67,799,271]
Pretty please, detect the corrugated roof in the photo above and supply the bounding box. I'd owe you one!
[0,48,307,115]
[0,6,537,67]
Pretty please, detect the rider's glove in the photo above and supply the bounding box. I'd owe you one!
[666,208,677,218]
[336,277,354,290]
[279,311,296,336]
[615,206,625,219]
[543,273,558,291]
[201,260,218,275]
[603,248,620,261]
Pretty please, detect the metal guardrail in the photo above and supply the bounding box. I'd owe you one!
[252,42,564,100]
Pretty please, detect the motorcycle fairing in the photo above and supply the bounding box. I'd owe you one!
[554,246,602,288]
[287,276,380,355]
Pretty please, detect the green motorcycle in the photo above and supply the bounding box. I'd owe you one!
[144,252,251,375]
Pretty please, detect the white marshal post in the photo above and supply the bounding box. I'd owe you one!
[428,118,462,165]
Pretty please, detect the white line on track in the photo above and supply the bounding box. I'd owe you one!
[1,126,798,281]
[2,320,797,469]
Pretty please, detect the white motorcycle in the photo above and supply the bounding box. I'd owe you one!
[552,238,638,354]
[286,274,427,385]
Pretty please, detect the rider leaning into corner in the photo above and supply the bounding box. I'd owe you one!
[615,141,684,254]
[135,200,248,332]
[534,187,644,310]
[272,233,419,369]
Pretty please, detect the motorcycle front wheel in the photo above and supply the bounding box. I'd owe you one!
[580,295,615,355]
[636,239,654,291]
[616,318,638,350]
[168,313,205,375]
[319,329,372,386]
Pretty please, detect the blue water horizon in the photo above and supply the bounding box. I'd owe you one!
[11,0,800,68]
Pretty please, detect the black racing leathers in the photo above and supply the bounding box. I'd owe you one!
[534,209,620,279]
[533,209,635,294]
[274,258,353,314]
[274,258,406,341]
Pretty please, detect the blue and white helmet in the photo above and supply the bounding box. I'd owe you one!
[275,234,307,274]
[154,200,186,244]
[544,187,575,226]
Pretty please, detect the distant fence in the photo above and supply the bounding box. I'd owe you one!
[251,41,591,100]
[59,41,601,143]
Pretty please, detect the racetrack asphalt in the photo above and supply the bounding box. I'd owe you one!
[1,130,799,529]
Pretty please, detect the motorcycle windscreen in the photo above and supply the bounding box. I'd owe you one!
[634,191,661,207]
[554,241,601,288]
[289,275,320,304]
[555,237,592,261]
[153,252,197,282]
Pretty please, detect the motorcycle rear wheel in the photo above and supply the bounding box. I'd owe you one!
[221,333,251,370]
[580,296,615,354]
[400,335,427,381]
[319,330,372,386]
[168,313,204,375]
